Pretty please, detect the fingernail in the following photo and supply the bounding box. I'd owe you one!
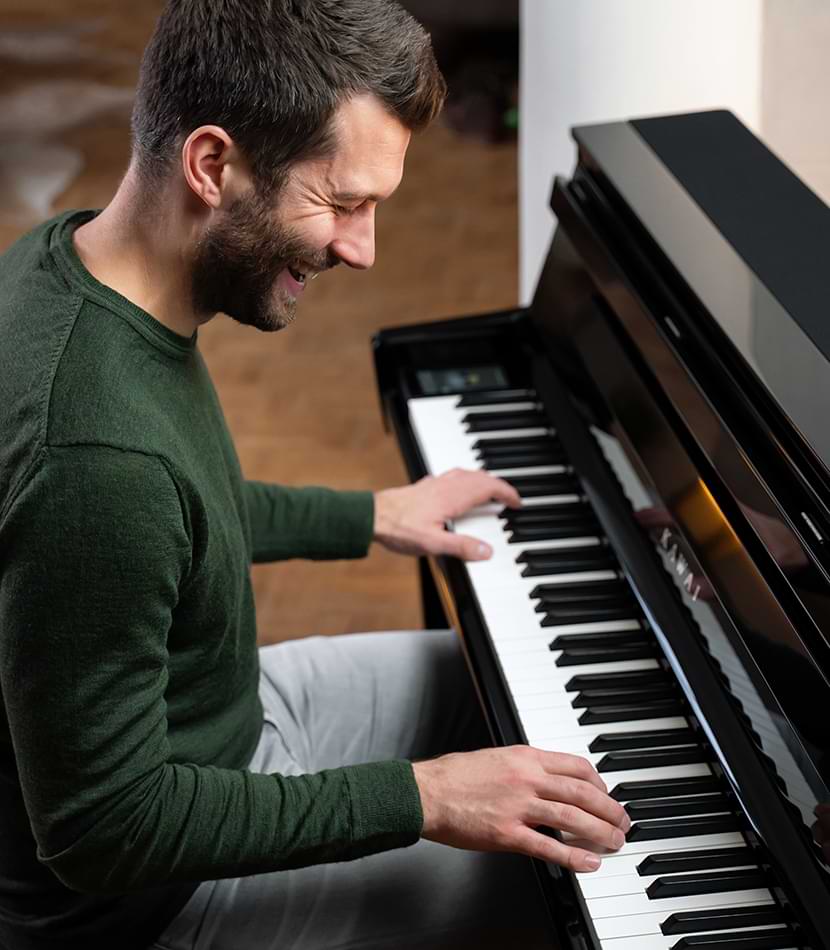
[612,829,625,849]
[583,854,601,871]
[477,543,492,559]
[622,814,632,832]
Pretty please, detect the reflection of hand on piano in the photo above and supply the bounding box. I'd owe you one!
[373,467,521,560]
[813,803,830,861]
[412,744,630,872]
[635,503,809,596]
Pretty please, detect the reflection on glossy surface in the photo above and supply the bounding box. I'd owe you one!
[593,427,829,859]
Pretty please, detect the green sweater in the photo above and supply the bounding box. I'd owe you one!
[0,210,423,949]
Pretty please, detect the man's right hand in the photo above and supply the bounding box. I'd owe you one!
[412,745,630,872]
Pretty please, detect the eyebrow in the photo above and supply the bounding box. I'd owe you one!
[331,190,381,204]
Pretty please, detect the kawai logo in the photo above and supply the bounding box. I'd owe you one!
[659,527,702,602]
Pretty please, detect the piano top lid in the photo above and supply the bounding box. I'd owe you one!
[569,109,830,490]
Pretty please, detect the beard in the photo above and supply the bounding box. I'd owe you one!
[191,187,336,333]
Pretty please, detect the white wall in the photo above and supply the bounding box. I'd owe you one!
[519,0,763,303]
[761,0,830,206]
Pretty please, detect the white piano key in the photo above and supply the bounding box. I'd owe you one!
[579,860,756,899]
[599,921,789,949]
[507,659,661,692]
[577,841,753,881]
[526,716,690,746]
[493,622,642,656]
[568,831,744,863]
[592,763,715,790]
[461,401,541,413]
[488,463,569,477]
[587,887,772,922]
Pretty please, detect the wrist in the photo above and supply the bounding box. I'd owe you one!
[411,758,444,840]
[372,487,401,546]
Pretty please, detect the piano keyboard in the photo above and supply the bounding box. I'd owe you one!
[408,391,801,950]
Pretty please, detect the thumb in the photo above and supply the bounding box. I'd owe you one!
[437,531,493,561]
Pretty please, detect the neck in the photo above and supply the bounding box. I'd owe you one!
[72,166,207,339]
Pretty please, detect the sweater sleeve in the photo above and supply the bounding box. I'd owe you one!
[243,480,374,563]
[0,446,422,895]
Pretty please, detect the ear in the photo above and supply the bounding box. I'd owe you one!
[181,125,236,209]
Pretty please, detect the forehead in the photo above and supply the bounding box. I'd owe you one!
[294,93,411,201]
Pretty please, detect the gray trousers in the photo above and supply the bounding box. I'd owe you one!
[151,630,553,950]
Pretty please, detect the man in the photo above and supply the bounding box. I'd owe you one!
[0,2,629,948]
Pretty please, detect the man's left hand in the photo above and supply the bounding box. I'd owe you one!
[373,468,521,560]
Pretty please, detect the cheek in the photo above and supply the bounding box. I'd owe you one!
[298,217,336,252]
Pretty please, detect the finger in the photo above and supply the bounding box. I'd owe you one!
[540,776,629,830]
[432,530,492,561]
[445,469,521,512]
[537,749,607,794]
[529,798,626,852]
[485,474,522,509]
[634,507,672,529]
[511,826,603,873]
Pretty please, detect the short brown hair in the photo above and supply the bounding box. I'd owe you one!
[131,0,446,193]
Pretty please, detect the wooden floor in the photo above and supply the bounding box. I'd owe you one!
[1,3,519,643]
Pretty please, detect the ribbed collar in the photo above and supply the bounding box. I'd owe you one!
[50,209,198,359]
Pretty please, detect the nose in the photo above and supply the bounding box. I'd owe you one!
[330,208,376,270]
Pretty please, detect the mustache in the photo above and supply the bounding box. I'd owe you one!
[287,247,342,276]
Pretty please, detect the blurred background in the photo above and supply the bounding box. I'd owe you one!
[2,0,829,644]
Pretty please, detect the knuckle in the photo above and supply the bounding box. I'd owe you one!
[574,755,596,779]
[554,802,577,829]
[561,777,587,806]
[564,848,586,872]
[492,822,516,851]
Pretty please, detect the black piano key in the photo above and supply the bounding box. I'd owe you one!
[556,643,660,666]
[669,928,797,950]
[550,630,647,650]
[463,410,547,432]
[579,699,684,725]
[533,581,632,607]
[597,746,708,772]
[504,473,579,498]
[540,603,636,625]
[610,775,722,801]
[639,847,756,878]
[626,793,729,821]
[534,593,632,612]
[457,389,535,407]
[661,904,785,935]
[573,683,677,707]
[472,434,556,452]
[589,727,695,752]
[482,451,565,470]
[479,441,560,457]
[565,668,671,691]
[626,813,738,841]
[521,547,617,576]
[478,439,564,460]
[509,521,600,543]
[648,867,767,900]
[502,502,591,523]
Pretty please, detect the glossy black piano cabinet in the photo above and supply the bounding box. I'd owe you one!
[373,110,830,948]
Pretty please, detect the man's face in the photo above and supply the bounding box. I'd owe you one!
[191,94,411,332]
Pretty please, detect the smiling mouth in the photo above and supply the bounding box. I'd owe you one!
[288,265,306,285]
[287,265,323,285]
